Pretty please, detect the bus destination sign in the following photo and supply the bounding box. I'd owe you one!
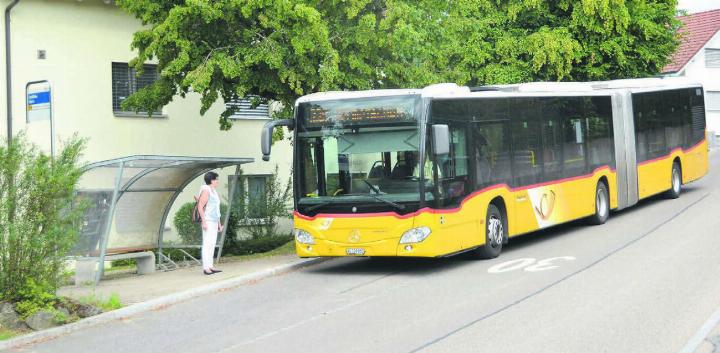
[307,106,412,126]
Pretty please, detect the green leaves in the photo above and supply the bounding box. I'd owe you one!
[117,0,679,128]
[0,134,87,302]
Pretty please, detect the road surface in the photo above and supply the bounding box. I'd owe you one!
[12,151,720,353]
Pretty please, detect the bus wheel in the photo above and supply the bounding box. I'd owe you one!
[666,162,682,199]
[474,204,504,259]
[588,181,609,225]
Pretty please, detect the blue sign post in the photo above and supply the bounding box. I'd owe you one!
[26,80,55,158]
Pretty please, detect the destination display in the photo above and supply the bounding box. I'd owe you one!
[303,96,417,126]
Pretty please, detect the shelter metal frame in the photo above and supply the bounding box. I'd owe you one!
[77,155,253,284]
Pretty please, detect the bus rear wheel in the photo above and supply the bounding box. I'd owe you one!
[474,204,504,259]
[588,181,609,225]
[666,162,682,199]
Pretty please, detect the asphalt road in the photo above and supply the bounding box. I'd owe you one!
[12,151,720,353]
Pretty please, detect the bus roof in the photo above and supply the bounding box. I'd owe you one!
[294,77,703,105]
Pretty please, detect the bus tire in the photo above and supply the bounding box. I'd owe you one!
[666,162,682,199]
[588,181,609,225]
[474,204,504,259]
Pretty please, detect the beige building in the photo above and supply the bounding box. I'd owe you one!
[1,0,294,246]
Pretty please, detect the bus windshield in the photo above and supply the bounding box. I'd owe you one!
[295,95,426,214]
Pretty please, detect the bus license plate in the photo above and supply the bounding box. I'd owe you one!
[346,248,365,256]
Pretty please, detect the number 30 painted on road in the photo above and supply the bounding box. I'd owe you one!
[487,257,576,274]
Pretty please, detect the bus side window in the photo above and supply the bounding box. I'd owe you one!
[511,98,541,187]
[586,96,614,171]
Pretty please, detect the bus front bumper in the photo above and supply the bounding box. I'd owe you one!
[295,238,435,257]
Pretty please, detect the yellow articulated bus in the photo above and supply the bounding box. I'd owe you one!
[261,78,708,259]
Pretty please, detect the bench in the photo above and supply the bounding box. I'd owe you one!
[74,251,155,285]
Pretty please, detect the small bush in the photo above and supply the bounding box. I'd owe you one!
[233,166,292,240]
[174,203,237,246]
[14,279,58,319]
[224,235,293,256]
[0,134,87,304]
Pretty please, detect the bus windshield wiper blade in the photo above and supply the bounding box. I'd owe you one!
[344,193,406,211]
[305,202,333,213]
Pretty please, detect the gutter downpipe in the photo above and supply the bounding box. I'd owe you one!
[5,0,20,143]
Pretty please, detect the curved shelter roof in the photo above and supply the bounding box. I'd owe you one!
[74,156,253,282]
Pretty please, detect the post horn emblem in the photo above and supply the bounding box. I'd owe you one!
[534,190,556,221]
[348,229,361,243]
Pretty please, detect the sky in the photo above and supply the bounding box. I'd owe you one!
[677,0,720,13]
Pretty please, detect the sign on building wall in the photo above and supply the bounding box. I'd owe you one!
[26,81,52,123]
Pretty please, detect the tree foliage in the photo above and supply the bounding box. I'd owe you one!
[117,0,680,128]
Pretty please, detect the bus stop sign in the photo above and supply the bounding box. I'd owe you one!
[26,81,52,123]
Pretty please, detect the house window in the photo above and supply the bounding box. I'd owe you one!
[111,62,161,116]
[707,91,720,111]
[230,174,270,220]
[226,96,270,119]
[706,49,720,68]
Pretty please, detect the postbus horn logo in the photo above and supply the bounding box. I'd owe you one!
[348,229,361,243]
[534,190,556,221]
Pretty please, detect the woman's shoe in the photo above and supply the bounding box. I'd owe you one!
[203,270,214,275]
[210,268,222,273]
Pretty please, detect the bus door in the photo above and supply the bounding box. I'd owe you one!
[468,120,514,237]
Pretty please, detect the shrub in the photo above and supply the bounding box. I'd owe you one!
[233,166,292,240]
[0,134,87,303]
[173,202,237,246]
[223,235,293,256]
[14,279,57,318]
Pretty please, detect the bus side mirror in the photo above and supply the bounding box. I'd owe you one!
[432,124,450,156]
[261,119,295,161]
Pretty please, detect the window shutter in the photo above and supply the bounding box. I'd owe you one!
[111,62,160,115]
[111,63,131,112]
[706,49,720,68]
[227,96,270,119]
[706,91,720,111]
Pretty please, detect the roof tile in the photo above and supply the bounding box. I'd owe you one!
[662,9,720,73]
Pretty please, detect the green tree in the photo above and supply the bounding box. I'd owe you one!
[117,0,679,128]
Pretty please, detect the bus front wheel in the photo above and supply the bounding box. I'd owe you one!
[588,181,609,225]
[474,204,504,259]
[666,162,682,199]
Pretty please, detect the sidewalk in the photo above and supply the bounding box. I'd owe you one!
[0,254,327,351]
[59,254,316,305]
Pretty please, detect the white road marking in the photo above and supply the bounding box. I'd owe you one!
[487,258,536,273]
[487,256,576,274]
[678,303,720,353]
[524,256,576,272]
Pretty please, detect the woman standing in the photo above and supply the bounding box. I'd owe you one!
[197,171,223,275]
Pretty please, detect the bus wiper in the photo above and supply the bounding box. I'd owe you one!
[305,202,333,213]
[362,179,381,194]
[344,193,406,211]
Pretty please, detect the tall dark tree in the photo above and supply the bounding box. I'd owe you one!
[117,0,680,129]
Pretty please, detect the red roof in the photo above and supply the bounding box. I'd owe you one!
[662,9,720,73]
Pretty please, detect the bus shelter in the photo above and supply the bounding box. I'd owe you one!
[73,156,253,284]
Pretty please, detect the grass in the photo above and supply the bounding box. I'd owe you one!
[221,240,296,263]
[78,293,123,311]
[0,328,19,341]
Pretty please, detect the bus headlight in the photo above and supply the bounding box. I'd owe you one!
[294,228,315,244]
[399,227,431,244]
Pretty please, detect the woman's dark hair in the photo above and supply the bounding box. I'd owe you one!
[204,171,219,185]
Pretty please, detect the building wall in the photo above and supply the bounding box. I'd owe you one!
[675,30,720,139]
[0,0,294,245]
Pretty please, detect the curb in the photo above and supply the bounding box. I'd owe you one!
[0,257,330,351]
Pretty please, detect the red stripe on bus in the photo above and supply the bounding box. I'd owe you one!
[637,138,706,167]
[295,165,616,221]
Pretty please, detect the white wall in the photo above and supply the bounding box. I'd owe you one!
[676,30,720,138]
[0,0,294,243]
